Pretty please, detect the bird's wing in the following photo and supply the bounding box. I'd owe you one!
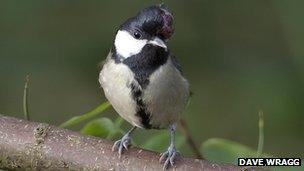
[170,54,194,98]
[170,55,183,75]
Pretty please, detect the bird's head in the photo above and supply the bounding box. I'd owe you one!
[113,5,174,59]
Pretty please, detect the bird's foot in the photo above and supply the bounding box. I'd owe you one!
[112,133,132,158]
[159,145,181,169]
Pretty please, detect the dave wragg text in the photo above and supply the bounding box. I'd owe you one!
[238,158,301,166]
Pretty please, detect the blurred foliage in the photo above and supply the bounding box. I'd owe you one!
[59,101,110,128]
[201,138,303,171]
[81,117,122,138]
[142,131,185,152]
[201,138,270,164]
[0,0,303,165]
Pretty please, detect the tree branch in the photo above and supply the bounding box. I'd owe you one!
[0,115,246,171]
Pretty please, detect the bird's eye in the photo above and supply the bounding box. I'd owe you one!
[133,31,142,39]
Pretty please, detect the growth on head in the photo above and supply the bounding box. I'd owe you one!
[114,5,174,59]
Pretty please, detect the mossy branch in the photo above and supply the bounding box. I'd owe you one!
[0,115,248,171]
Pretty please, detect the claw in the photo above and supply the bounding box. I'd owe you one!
[112,134,132,158]
[159,151,169,163]
[163,157,170,170]
[112,127,136,158]
[169,154,175,165]
[122,139,130,150]
[118,145,123,158]
[159,146,181,170]
[112,140,121,151]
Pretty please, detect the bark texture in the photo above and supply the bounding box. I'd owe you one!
[0,115,249,171]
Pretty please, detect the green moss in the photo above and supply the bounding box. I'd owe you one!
[34,123,50,145]
[0,155,24,170]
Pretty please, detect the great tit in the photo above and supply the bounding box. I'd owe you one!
[99,4,189,169]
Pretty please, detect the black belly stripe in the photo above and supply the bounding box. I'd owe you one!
[129,82,152,129]
[112,44,170,128]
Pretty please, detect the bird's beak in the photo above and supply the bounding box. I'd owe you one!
[148,37,167,49]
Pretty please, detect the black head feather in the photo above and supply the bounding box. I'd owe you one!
[112,5,174,88]
[120,5,174,40]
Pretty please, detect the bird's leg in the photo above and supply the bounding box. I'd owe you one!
[159,123,181,169]
[112,126,136,158]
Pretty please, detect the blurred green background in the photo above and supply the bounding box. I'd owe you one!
[0,0,303,160]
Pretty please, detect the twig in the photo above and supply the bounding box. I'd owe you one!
[23,74,30,121]
[0,115,247,171]
[179,118,203,159]
[256,110,264,157]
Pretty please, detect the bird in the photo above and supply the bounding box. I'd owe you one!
[99,4,189,169]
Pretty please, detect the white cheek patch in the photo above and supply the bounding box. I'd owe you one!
[114,30,147,58]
